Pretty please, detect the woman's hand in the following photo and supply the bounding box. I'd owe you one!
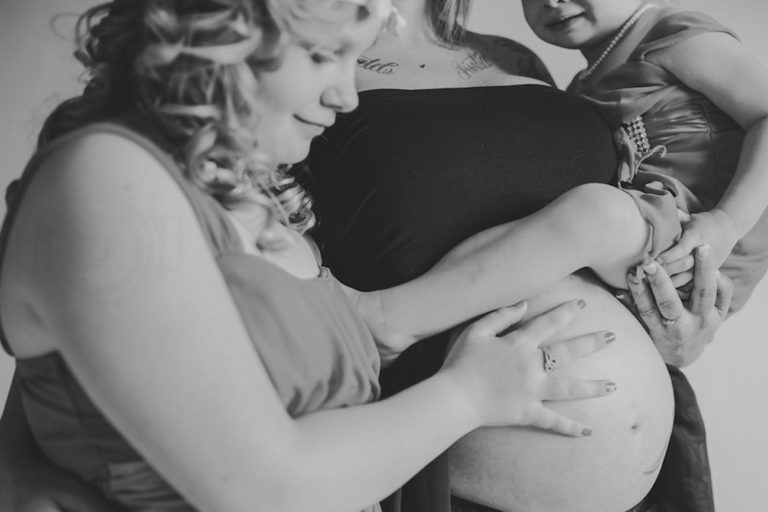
[441,300,617,436]
[621,244,733,367]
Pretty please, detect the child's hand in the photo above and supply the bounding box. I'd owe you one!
[656,208,739,285]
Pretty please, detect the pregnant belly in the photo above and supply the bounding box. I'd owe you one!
[448,271,674,512]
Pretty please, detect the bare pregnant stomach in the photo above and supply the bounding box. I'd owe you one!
[449,271,674,512]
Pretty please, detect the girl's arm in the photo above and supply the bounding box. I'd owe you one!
[650,31,768,267]
[4,133,609,512]
[355,183,650,351]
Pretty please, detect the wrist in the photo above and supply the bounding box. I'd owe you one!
[429,369,484,431]
[712,205,748,240]
[356,290,415,356]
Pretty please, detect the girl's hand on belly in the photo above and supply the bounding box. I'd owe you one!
[440,299,617,437]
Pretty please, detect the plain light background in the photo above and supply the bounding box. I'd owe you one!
[0,0,766,510]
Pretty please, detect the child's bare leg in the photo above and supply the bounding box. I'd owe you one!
[364,183,652,343]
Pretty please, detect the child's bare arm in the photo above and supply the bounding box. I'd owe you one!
[651,32,768,268]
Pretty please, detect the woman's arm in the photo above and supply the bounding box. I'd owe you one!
[356,183,650,353]
[4,132,613,512]
[651,31,768,268]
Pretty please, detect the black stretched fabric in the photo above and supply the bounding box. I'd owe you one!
[648,366,714,512]
[310,85,617,292]
[308,84,712,512]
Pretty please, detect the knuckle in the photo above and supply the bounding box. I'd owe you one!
[656,298,679,311]
[696,285,717,300]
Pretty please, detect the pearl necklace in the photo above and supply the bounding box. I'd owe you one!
[578,3,657,81]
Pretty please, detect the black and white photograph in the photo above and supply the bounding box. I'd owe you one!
[0,1,766,511]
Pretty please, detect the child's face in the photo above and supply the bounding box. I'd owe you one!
[522,0,644,51]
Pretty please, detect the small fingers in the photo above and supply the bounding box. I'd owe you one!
[529,404,592,437]
[544,331,615,367]
[542,378,617,401]
[657,232,698,264]
[659,254,695,277]
[669,270,694,289]
[466,302,528,337]
[506,299,585,346]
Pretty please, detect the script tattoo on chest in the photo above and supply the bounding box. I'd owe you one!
[454,51,493,80]
[358,55,399,74]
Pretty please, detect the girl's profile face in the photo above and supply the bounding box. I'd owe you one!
[250,6,384,165]
[521,0,644,51]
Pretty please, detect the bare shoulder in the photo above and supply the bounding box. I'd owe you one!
[19,128,196,229]
[464,31,554,85]
[36,128,176,192]
[0,127,204,355]
[3,127,199,299]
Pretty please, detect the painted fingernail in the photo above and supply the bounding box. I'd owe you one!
[605,332,616,343]
[606,382,617,393]
[698,245,710,257]
[577,299,587,309]
[582,428,593,437]
[643,262,657,275]
[614,291,628,301]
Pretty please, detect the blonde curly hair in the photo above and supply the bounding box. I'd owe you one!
[39,0,376,233]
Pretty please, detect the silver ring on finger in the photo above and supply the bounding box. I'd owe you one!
[541,346,558,372]
[662,315,681,327]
